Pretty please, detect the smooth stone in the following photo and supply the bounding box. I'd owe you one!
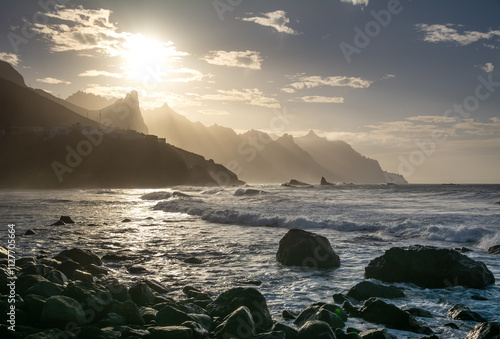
[346,281,405,301]
[156,305,193,326]
[139,306,158,323]
[129,281,156,306]
[40,295,86,328]
[365,245,495,288]
[72,269,94,283]
[274,322,298,339]
[103,278,130,302]
[99,312,127,327]
[122,218,132,222]
[16,274,49,296]
[23,294,47,319]
[283,309,297,320]
[85,263,108,276]
[44,270,68,285]
[128,265,147,273]
[25,280,63,298]
[214,306,256,338]
[206,287,273,332]
[403,307,433,318]
[54,248,102,266]
[111,299,145,325]
[276,229,340,269]
[184,257,202,264]
[56,260,80,279]
[294,303,347,328]
[142,279,170,293]
[335,328,363,339]
[297,320,336,339]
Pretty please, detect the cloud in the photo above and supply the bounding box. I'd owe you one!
[240,10,300,35]
[202,50,262,70]
[407,115,456,123]
[479,62,495,73]
[198,109,230,116]
[202,88,280,108]
[37,77,71,85]
[79,69,123,78]
[0,52,20,66]
[340,0,369,5]
[415,24,500,46]
[287,74,373,90]
[293,96,344,104]
[280,87,296,93]
[455,118,500,136]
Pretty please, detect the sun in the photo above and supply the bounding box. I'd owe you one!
[122,34,170,81]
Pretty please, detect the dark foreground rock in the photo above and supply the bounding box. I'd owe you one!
[206,287,273,332]
[297,320,336,339]
[359,328,397,339]
[353,298,432,334]
[40,295,86,328]
[276,229,340,269]
[465,322,500,339]
[448,304,488,322]
[346,281,405,301]
[365,245,495,288]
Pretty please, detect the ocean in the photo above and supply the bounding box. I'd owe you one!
[1,184,499,338]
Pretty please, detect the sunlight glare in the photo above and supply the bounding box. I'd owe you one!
[123,34,169,81]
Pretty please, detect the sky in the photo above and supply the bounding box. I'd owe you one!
[0,0,499,183]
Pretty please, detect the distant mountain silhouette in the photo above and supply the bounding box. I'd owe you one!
[0,61,242,188]
[66,91,115,111]
[143,105,405,184]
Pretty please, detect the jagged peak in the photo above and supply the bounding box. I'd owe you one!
[306,130,319,138]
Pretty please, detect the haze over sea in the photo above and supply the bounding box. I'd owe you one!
[2,183,499,338]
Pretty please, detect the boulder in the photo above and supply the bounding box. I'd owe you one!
[56,260,80,279]
[143,279,170,293]
[59,216,75,223]
[156,305,193,326]
[403,307,433,318]
[465,322,500,339]
[365,245,495,288]
[488,245,500,255]
[335,329,363,339]
[297,320,336,339]
[346,281,405,301]
[0,246,8,259]
[213,306,256,338]
[274,322,298,338]
[359,328,397,339]
[40,295,86,328]
[294,303,346,329]
[448,304,488,322]
[99,312,127,327]
[149,326,192,339]
[282,179,312,187]
[54,248,102,266]
[139,306,158,323]
[184,257,203,264]
[23,294,47,319]
[16,274,49,296]
[277,229,340,269]
[85,263,108,276]
[129,281,156,306]
[112,299,145,325]
[356,298,432,334]
[206,287,273,332]
[63,281,113,319]
[25,281,63,298]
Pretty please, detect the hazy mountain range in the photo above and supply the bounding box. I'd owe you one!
[0,60,406,186]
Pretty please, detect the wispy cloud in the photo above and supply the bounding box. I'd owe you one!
[0,52,20,66]
[79,69,123,78]
[286,74,373,90]
[37,77,71,85]
[202,50,262,70]
[293,96,344,104]
[202,88,280,108]
[478,62,495,73]
[416,24,500,46]
[240,10,300,35]
[340,0,369,5]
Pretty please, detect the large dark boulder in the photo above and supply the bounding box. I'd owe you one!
[206,287,273,332]
[359,328,397,339]
[294,303,346,328]
[297,320,336,339]
[465,322,500,339]
[213,306,256,338]
[277,229,340,269]
[40,295,86,328]
[346,281,405,301]
[54,248,102,266]
[149,326,193,339]
[156,305,193,326]
[448,304,488,322]
[129,281,156,306]
[365,245,495,288]
[488,245,500,255]
[356,298,432,334]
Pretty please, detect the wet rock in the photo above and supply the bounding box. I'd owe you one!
[213,306,256,338]
[143,279,170,293]
[24,229,36,235]
[294,303,347,327]
[44,270,68,285]
[356,298,432,334]
[282,309,297,320]
[182,320,210,338]
[139,306,158,323]
[276,229,340,269]
[255,331,287,338]
[453,247,473,253]
[297,320,336,339]
[16,274,49,296]
[40,295,86,327]
[445,322,460,329]
[184,257,203,264]
[235,279,262,286]
[73,269,94,283]
[51,220,65,226]
[282,179,313,187]
[25,328,68,339]
[359,328,397,339]
[149,326,193,339]
[335,328,363,339]
[121,327,151,338]
[60,216,75,224]
[448,304,487,322]
[112,299,145,325]
[122,218,132,222]
[23,294,47,320]
[471,295,488,301]
[333,293,358,305]
[0,246,9,259]
[156,305,193,326]
[102,253,131,261]
[207,287,273,332]
[63,280,113,319]
[103,278,130,302]
[99,312,127,327]
[129,281,156,306]
[346,281,405,301]
[25,281,63,298]
[488,245,500,255]
[56,260,80,279]
[403,307,433,318]
[85,263,108,276]
[55,248,102,266]
[365,245,495,288]
[274,322,298,338]
[128,265,147,273]
[465,322,500,339]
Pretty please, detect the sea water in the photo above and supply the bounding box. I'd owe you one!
[1,184,499,338]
